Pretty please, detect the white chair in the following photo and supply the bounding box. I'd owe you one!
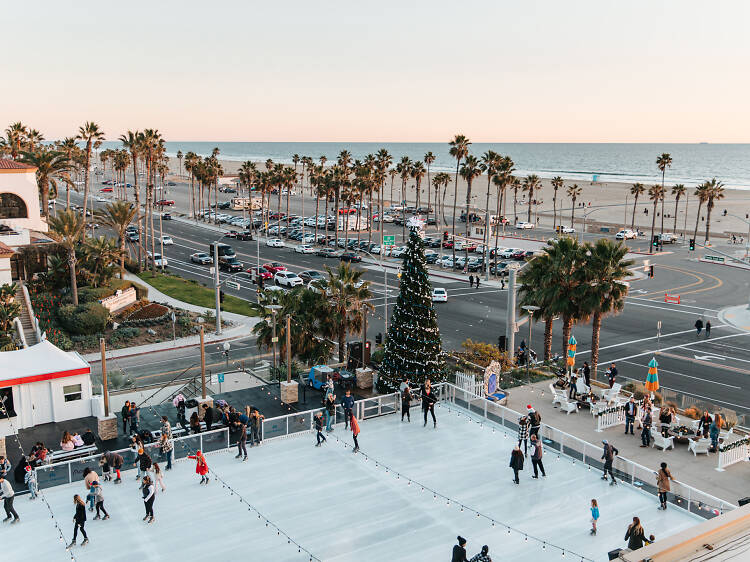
[719,427,734,442]
[689,419,701,433]
[651,427,674,451]
[688,438,711,456]
[602,383,622,403]
[549,383,566,407]
[575,379,590,396]
[559,396,578,415]
[590,402,607,416]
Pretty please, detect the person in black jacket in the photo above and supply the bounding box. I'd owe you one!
[100,451,124,483]
[509,446,524,484]
[67,495,88,548]
[401,383,412,422]
[452,536,468,562]
[121,401,130,435]
[421,379,438,428]
[697,411,712,438]
[202,404,214,431]
[624,517,646,550]
[314,412,326,446]
[176,398,188,432]
[601,440,618,485]
[640,410,652,448]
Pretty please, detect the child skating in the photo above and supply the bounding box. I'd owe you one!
[188,451,210,484]
[24,466,37,500]
[590,499,599,535]
[91,481,109,520]
[350,412,360,453]
[67,495,89,548]
[153,463,166,492]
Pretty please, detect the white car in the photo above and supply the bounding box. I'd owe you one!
[391,246,408,258]
[439,255,455,268]
[516,222,535,229]
[190,252,212,264]
[295,244,315,254]
[432,288,448,302]
[266,238,285,248]
[160,235,174,246]
[274,271,303,287]
[558,226,575,234]
[147,252,168,267]
[615,229,637,240]
[95,196,107,203]
[381,214,394,223]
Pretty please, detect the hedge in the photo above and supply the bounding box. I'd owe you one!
[56,302,109,335]
[77,279,148,304]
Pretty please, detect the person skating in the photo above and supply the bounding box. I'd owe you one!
[141,476,155,523]
[624,516,646,550]
[324,392,336,432]
[133,447,152,481]
[24,466,37,500]
[401,383,412,422]
[350,412,361,453]
[469,545,491,562]
[314,411,326,446]
[624,397,638,435]
[235,416,248,461]
[640,409,652,447]
[590,499,599,535]
[527,405,541,438]
[0,475,19,523]
[517,416,529,457]
[452,536,468,562]
[530,434,546,478]
[83,467,100,511]
[656,462,674,510]
[342,389,355,428]
[100,451,124,484]
[90,481,109,520]
[188,451,210,484]
[153,463,166,493]
[421,379,437,428]
[601,440,618,484]
[67,495,88,548]
[509,446,524,484]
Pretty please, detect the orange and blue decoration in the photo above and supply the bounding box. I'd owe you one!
[645,357,659,392]
[566,335,576,367]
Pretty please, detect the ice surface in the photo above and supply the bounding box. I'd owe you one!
[2,402,702,562]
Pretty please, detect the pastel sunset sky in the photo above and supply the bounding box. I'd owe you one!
[4,0,749,142]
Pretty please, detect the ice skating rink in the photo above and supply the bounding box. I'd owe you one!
[3,403,702,562]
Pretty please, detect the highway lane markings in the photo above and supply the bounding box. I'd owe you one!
[574,326,729,357]
[654,351,750,375]
[626,296,718,313]
[617,375,750,413]
[600,331,750,364]
[620,360,742,389]
[624,299,719,318]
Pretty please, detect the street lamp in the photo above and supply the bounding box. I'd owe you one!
[521,305,540,383]
[222,341,231,368]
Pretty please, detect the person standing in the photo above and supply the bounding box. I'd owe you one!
[91,481,108,520]
[640,408,652,448]
[517,416,529,457]
[509,446,524,484]
[475,277,480,289]
[128,402,140,435]
[624,397,638,435]
[695,318,703,336]
[705,321,711,337]
[469,545,491,562]
[0,475,19,523]
[582,362,591,387]
[0,456,10,480]
[697,411,712,439]
[235,417,248,461]
[176,398,188,432]
[120,401,130,435]
[67,495,88,548]
[350,412,361,453]
[24,466,37,500]
[624,517,646,550]
[468,275,474,288]
[607,363,618,388]
[590,499,599,535]
[656,462,674,510]
[401,384,412,422]
[141,475,155,523]
[134,448,152,481]
[159,433,173,470]
[421,379,437,428]
[568,368,579,399]
[314,412,326,447]
[202,404,214,431]
[324,392,336,432]
[153,463,166,493]
[250,409,264,447]
[342,390,355,428]
[530,434,546,478]
[709,414,722,452]
[527,405,541,438]
[188,451,209,485]
[452,536,468,562]
[600,440,618,485]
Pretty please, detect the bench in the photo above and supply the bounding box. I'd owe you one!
[48,445,98,464]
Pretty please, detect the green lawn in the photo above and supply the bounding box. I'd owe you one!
[137,272,256,317]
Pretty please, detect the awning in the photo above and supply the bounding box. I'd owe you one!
[0,340,90,386]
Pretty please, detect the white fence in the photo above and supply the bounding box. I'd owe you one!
[454,372,484,397]
[717,438,750,471]
[596,405,627,431]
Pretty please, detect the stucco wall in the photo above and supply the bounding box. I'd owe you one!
[0,169,48,233]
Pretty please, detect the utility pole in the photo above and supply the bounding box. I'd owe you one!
[362,308,368,368]
[506,268,517,355]
[200,325,206,399]
[100,338,109,417]
[286,315,292,383]
[213,242,222,335]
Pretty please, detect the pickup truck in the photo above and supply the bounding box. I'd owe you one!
[658,233,678,244]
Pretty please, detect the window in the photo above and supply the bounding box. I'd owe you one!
[63,383,82,402]
[0,387,16,418]
[0,193,28,219]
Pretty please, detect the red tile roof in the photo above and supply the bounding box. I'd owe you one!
[0,158,35,170]
[0,241,15,256]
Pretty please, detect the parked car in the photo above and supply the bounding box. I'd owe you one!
[263,262,287,274]
[490,262,510,276]
[340,252,362,263]
[266,238,285,248]
[191,252,212,264]
[431,288,448,302]
[298,270,324,283]
[425,251,439,264]
[512,249,527,260]
[615,229,637,240]
[391,246,408,258]
[515,221,535,229]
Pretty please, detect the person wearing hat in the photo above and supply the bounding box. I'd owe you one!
[452,536,468,562]
[24,465,37,499]
[188,451,210,485]
[527,405,541,438]
[601,440,618,485]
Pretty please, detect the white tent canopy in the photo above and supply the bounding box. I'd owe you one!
[0,340,89,385]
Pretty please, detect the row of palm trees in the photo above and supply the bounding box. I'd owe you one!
[518,236,633,380]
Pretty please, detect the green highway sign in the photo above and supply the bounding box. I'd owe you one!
[383,235,395,246]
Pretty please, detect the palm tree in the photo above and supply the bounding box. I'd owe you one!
[20,149,73,218]
[119,131,143,269]
[113,150,130,201]
[432,172,451,229]
[176,150,183,177]
[551,176,563,231]
[376,149,392,241]
[82,236,123,288]
[57,137,80,208]
[424,152,435,223]
[648,184,665,253]
[4,122,28,159]
[96,201,138,279]
[449,134,471,262]
[692,181,710,245]
[671,184,686,233]
[629,183,645,231]
[656,153,673,236]
[411,161,426,211]
[459,155,481,263]
[511,176,521,223]
[479,151,501,272]
[324,263,374,363]
[396,157,411,242]
[579,239,632,378]
[48,210,85,305]
[76,121,105,232]
[523,174,541,223]
[518,251,556,360]
[566,183,582,228]
[703,178,725,245]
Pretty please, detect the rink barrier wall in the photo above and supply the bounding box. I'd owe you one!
[437,383,737,520]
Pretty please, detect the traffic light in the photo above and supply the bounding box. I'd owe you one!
[220,290,225,303]
[443,231,449,241]
[652,235,659,248]
[648,265,654,278]
[375,332,382,345]
[689,238,695,251]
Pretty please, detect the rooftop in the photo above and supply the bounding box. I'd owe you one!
[0,158,36,171]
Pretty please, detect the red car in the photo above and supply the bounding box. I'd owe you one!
[247,267,272,281]
[338,207,357,215]
[511,249,526,260]
[99,187,113,193]
[442,241,454,249]
[156,199,175,206]
[269,212,286,220]
[465,243,478,252]
[262,262,287,274]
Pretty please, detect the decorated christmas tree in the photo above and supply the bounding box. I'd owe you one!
[378,220,445,391]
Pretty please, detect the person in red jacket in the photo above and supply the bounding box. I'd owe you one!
[350,413,360,453]
[187,451,210,485]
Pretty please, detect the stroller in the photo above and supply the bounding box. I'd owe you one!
[553,365,569,390]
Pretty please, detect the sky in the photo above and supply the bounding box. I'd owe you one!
[3,1,750,143]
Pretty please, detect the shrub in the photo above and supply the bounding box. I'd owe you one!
[71,334,101,348]
[56,302,109,335]
[78,286,113,304]
[127,303,169,321]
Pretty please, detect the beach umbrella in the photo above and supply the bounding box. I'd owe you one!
[645,357,659,394]
[566,335,577,368]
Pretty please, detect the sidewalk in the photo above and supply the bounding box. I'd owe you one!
[507,380,750,506]
[84,273,258,362]
[718,304,750,332]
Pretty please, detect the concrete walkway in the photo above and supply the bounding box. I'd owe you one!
[719,304,750,332]
[83,273,258,362]
[507,380,750,506]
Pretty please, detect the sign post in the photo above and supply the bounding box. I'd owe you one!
[383,235,395,247]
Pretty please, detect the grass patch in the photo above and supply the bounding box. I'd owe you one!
[137,272,256,317]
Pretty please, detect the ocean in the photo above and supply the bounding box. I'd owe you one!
[99,142,750,189]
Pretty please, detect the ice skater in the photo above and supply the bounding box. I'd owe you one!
[67,495,89,548]
[188,451,210,484]
[530,434,546,478]
[235,416,248,461]
[342,389,355,428]
[134,447,152,482]
[421,379,437,428]
[153,463,166,492]
[24,465,37,500]
[324,392,336,432]
[452,536,468,562]
[517,416,529,457]
[314,411,326,446]
[590,499,599,535]
[100,451,123,484]
[656,462,674,510]
[469,545,492,562]
[401,383,412,422]
[0,475,19,523]
[601,440,618,485]
[527,405,541,438]
[90,481,109,520]
[159,433,173,470]
[83,467,99,511]
[509,446,524,484]
[141,476,155,523]
[350,412,361,453]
